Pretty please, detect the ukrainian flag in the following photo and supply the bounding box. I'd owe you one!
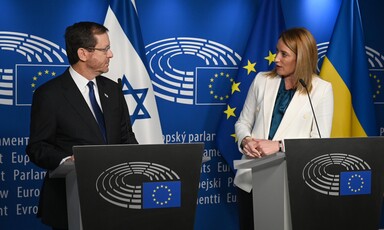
[320,0,377,137]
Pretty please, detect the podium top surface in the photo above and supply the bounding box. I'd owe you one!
[71,142,205,229]
[49,160,75,178]
[234,152,285,170]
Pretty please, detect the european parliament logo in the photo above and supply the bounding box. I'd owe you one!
[146,38,384,106]
[0,30,152,127]
[366,46,384,102]
[96,161,181,209]
[0,31,68,106]
[302,153,372,196]
[145,37,241,105]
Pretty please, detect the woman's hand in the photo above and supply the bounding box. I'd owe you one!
[241,137,262,158]
[253,139,280,156]
[241,137,279,158]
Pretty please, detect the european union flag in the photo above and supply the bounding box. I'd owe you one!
[142,181,181,209]
[195,67,237,105]
[340,171,371,196]
[216,0,286,172]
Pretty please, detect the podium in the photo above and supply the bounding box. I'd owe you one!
[50,143,205,230]
[235,137,384,230]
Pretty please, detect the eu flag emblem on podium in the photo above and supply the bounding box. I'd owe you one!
[143,181,181,209]
[340,171,371,196]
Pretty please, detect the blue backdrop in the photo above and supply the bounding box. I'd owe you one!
[0,0,383,229]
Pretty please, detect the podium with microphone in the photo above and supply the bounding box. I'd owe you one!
[235,137,384,230]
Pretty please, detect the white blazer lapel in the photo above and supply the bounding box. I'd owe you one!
[263,76,281,138]
[273,91,308,139]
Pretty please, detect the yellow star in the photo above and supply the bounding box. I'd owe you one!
[243,60,256,75]
[264,51,276,65]
[231,133,238,143]
[231,81,240,94]
[224,105,236,119]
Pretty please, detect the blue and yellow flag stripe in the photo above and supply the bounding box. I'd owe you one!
[321,57,368,137]
[320,0,377,137]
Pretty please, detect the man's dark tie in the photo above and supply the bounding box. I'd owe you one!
[87,81,107,143]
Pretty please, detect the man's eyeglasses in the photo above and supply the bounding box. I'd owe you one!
[86,45,111,53]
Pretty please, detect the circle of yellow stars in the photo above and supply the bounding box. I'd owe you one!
[152,185,172,206]
[31,70,57,92]
[209,72,234,101]
[347,174,365,193]
[370,73,381,99]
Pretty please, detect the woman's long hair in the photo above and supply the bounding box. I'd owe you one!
[267,27,318,93]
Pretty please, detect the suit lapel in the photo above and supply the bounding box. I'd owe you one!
[60,71,106,143]
[274,90,308,139]
[96,77,113,143]
[263,76,281,138]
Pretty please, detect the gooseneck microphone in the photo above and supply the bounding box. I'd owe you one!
[299,79,322,138]
[117,78,123,90]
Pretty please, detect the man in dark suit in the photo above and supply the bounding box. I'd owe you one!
[26,21,138,230]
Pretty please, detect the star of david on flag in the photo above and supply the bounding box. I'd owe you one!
[120,75,150,123]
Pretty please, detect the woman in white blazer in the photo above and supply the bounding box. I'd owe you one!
[235,28,334,230]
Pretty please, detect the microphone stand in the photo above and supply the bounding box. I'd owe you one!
[299,79,322,138]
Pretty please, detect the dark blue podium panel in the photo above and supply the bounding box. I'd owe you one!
[73,143,204,230]
[285,137,384,230]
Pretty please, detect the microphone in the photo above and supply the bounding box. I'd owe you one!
[299,79,322,138]
[117,78,123,90]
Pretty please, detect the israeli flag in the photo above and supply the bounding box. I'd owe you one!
[104,0,163,144]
